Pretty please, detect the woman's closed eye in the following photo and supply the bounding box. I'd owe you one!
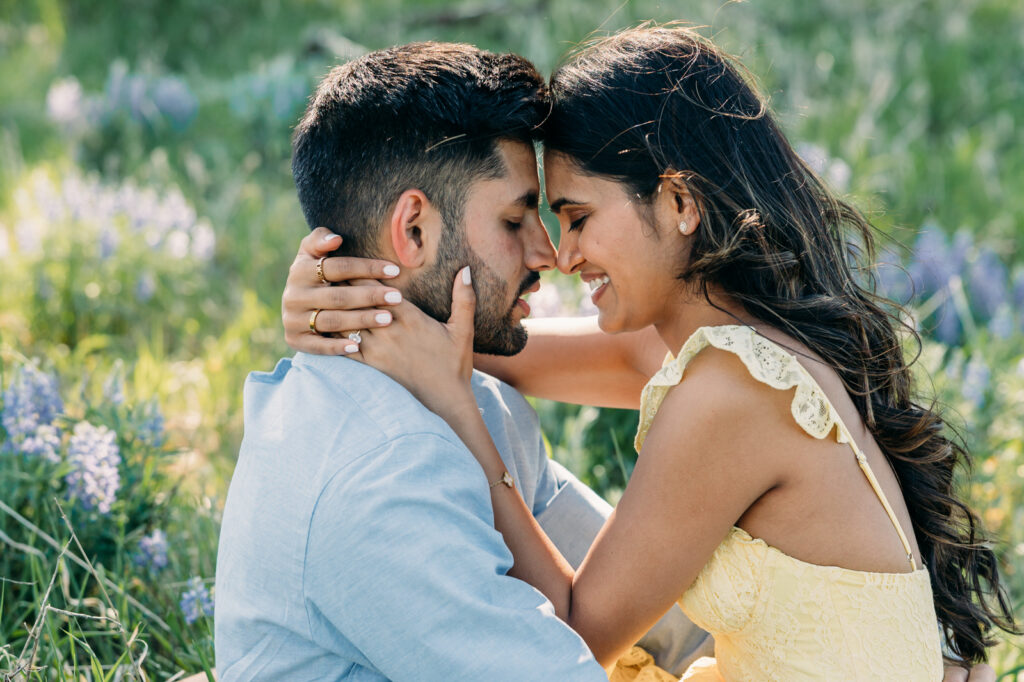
[569,215,588,232]
[505,219,523,231]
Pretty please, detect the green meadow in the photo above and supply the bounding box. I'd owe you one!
[1,0,1021,677]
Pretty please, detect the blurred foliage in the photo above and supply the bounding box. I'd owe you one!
[0,0,1022,676]
[0,354,218,677]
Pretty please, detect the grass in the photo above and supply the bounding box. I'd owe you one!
[0,0,1021,676]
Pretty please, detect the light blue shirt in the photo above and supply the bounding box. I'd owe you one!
[215,353,706,680]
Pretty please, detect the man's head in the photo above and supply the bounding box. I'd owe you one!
[292,42,555,355]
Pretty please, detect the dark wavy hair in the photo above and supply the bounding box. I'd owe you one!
[292,42,548,258]
[543,25,1019,663]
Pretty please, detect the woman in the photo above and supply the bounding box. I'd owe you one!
[281,27,1017,679]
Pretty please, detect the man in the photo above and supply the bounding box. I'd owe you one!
[215,42,705,680]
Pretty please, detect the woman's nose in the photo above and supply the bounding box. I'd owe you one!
[556,231,583,275]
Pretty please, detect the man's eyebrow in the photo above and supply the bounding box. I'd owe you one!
[513,190,539,210]
[548,197,584,214]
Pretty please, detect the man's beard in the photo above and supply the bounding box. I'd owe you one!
[404,225,536,356]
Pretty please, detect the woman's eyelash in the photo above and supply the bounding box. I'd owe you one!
[569,216,587,232]
[505,220,522,230]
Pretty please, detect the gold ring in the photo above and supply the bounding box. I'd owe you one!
[309,309,322,335]
[315,256,328,285]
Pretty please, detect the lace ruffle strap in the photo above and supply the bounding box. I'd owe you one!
[635,325,918,570]
[638,326,852,447]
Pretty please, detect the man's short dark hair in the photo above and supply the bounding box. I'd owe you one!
[292,42,549,257]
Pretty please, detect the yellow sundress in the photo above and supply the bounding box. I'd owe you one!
[635,325,944,681]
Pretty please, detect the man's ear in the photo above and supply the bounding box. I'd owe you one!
[388,189,441,268]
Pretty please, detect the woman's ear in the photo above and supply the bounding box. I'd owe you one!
[659,170,701,237]
[389,189,441,268]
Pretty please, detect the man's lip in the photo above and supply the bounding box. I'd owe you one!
[580,271,608,283]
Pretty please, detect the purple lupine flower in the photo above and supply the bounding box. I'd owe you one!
[179,577,214,625]
[966,246,1009,320]
[907,223,956,297]
[151,76,198,131]
[17,424,62,463]
[272,72,309,122]
[126,73,152,125]
[2,364,63,443]
[98,225,119,260]
[950,230,973,278]
[102,369,126,407]
[873,246,912,303]
[136,401,166,447]
[133,529,169,572]
[1011,271,1024,332]
[165,229,190,259]
[65,421,121,514]
[932,296,962,346]
[990,306,1014,340]
[1013,270,1024,309]
[227,58,310,122]
[961,355,990,408]
[28,169,206,262]
[157,187,196,233]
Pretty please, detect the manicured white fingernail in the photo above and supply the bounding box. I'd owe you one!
[383,264,400,277]
[375,312,392,324]
[345,344,359,353]
[462,266,472,285]
[323,233,341,243]
[384,291,402,304]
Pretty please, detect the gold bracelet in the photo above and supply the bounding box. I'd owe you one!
[489,471,514,489]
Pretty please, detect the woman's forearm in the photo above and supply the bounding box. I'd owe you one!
[473,317,667,409]
[444,399,575,618]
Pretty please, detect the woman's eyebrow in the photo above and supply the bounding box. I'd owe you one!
[548,197,584,214]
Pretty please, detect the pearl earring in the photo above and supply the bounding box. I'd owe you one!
[678,220,689,235]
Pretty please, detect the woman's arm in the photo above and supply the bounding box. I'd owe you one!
[558,350,784,665]
[474,317,668,409]
[281,228,669,407]
[429,316,782,667]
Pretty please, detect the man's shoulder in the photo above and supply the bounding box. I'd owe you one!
[246,352,457,446]
[470,370,537,423]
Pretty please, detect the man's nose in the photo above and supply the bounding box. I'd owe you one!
[556,230,583,275]
[523,218,557,272]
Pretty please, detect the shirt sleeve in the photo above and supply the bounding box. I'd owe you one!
[303,431,607,682]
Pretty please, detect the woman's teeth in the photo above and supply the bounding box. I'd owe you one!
[588,275,610,292]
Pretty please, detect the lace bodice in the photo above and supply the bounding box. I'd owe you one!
[636,325,944,681]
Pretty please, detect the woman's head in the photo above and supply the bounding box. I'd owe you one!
[543,26,855,317]
[543,25,1019,662]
